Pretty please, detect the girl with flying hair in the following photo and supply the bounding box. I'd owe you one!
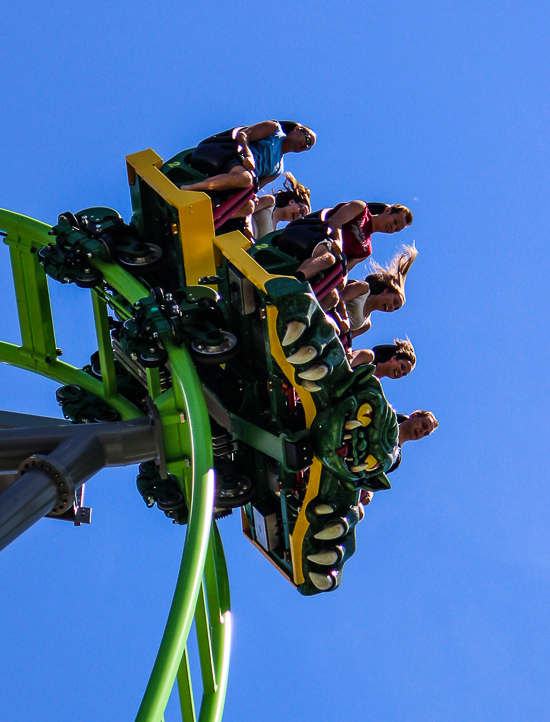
[249,172,311,239]
[348,338,417,378]
[340,244,418,338]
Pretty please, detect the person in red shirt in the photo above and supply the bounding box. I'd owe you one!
[320,201,413,270]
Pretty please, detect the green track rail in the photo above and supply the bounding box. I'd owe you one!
[0,208,231,722]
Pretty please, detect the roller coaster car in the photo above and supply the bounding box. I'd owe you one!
[39,148,399,596]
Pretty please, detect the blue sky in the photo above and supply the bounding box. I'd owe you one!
[1,1,549,720]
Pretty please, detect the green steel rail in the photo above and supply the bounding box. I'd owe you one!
[0,208,231,722]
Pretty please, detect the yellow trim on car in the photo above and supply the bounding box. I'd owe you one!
[289,458,323,585]
[265,306,317,429]
[213,231,295,292]
[125,148,218,286]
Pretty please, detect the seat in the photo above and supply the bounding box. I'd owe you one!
[190,126,245,177]
[160,146,254,231]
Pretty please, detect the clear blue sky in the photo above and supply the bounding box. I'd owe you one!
[1,1,549,720]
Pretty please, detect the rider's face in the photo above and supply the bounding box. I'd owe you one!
[375,356,413,379]
[373,288,403,313]
[402,415,435,440]
[280,199,308,221]
[285,127,316,153]
[379,208,407,234]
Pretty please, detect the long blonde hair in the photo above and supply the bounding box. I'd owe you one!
[366,244,418,301]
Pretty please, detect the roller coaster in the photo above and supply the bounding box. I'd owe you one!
[0,143,399,720]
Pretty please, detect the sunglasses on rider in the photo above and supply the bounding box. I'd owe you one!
[300,128,314,150]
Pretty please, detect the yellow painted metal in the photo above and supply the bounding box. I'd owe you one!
[213,231,295,293]
[356,403,373,427]
[288,458,323,585]
[125,148,218,285]
[365,454,379,470]
[265,306,317,429]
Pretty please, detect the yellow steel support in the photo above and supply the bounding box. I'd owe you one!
[125,149,219,286]
[288,458,323,585]
[213,231,294,293]
[265,306,317,428]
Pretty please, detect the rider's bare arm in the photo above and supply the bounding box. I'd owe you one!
[326,201,367,230]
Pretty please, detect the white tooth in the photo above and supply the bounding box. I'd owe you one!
[286,346,318,364]
[298,364,329,380]
[309,572,335,591]
[351,463,368,472]
[344,420,362,430]
[314,504,333,515]
[343,434,352,440]
[282,321,306,346]
[302,380,321,392]
[307,550,339,565]
[314,522,345,540]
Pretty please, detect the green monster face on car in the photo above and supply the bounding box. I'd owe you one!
[267,277,399,492]
[309,365,399,488]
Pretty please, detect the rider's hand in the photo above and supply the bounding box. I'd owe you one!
[241,152,255,171]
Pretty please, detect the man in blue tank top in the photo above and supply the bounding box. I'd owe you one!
[182,120,316,193]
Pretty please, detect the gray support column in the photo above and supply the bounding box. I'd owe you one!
[0,470,59,551]
[0,414,163,552]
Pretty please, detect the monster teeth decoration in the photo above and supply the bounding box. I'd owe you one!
[282,321,307,346]
[286,346,318,364]
[314,504,333,515]
[314,522,345,540]
[309,572,335,591]
[302,380,322,392]
[343,434,352,440]
[344,420,362,430]
[351,463,369,472]
[298,364,329,380]
[307,550,339,565]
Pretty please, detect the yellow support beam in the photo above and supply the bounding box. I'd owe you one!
[288,458,323,585]
[213,231,294,293]
[126,148,219,286]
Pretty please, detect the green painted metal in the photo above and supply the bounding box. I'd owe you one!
[91,290,118,398]
[0,341,141,419]
[0,208,232,722]
[177,649,197,722]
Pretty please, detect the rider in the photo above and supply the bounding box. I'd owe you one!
[340,244,418,337]
[304,201,413,271]
[250,173,311,239]
[182,121,316,193]
[348,338,416,379]
[359,408,439,512]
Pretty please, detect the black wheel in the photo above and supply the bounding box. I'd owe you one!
[89,351,102,379]
[75,270,103,288]
[139,348,168,368]
[90,407,119,423]
[190,331,239,366]
[58,212,79,229]
[214,473,255,509]
[118,244,164,274]
[169,316,184,346]
[152,286,165,304]
[55,385,81,403]
[157,490,184,511]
